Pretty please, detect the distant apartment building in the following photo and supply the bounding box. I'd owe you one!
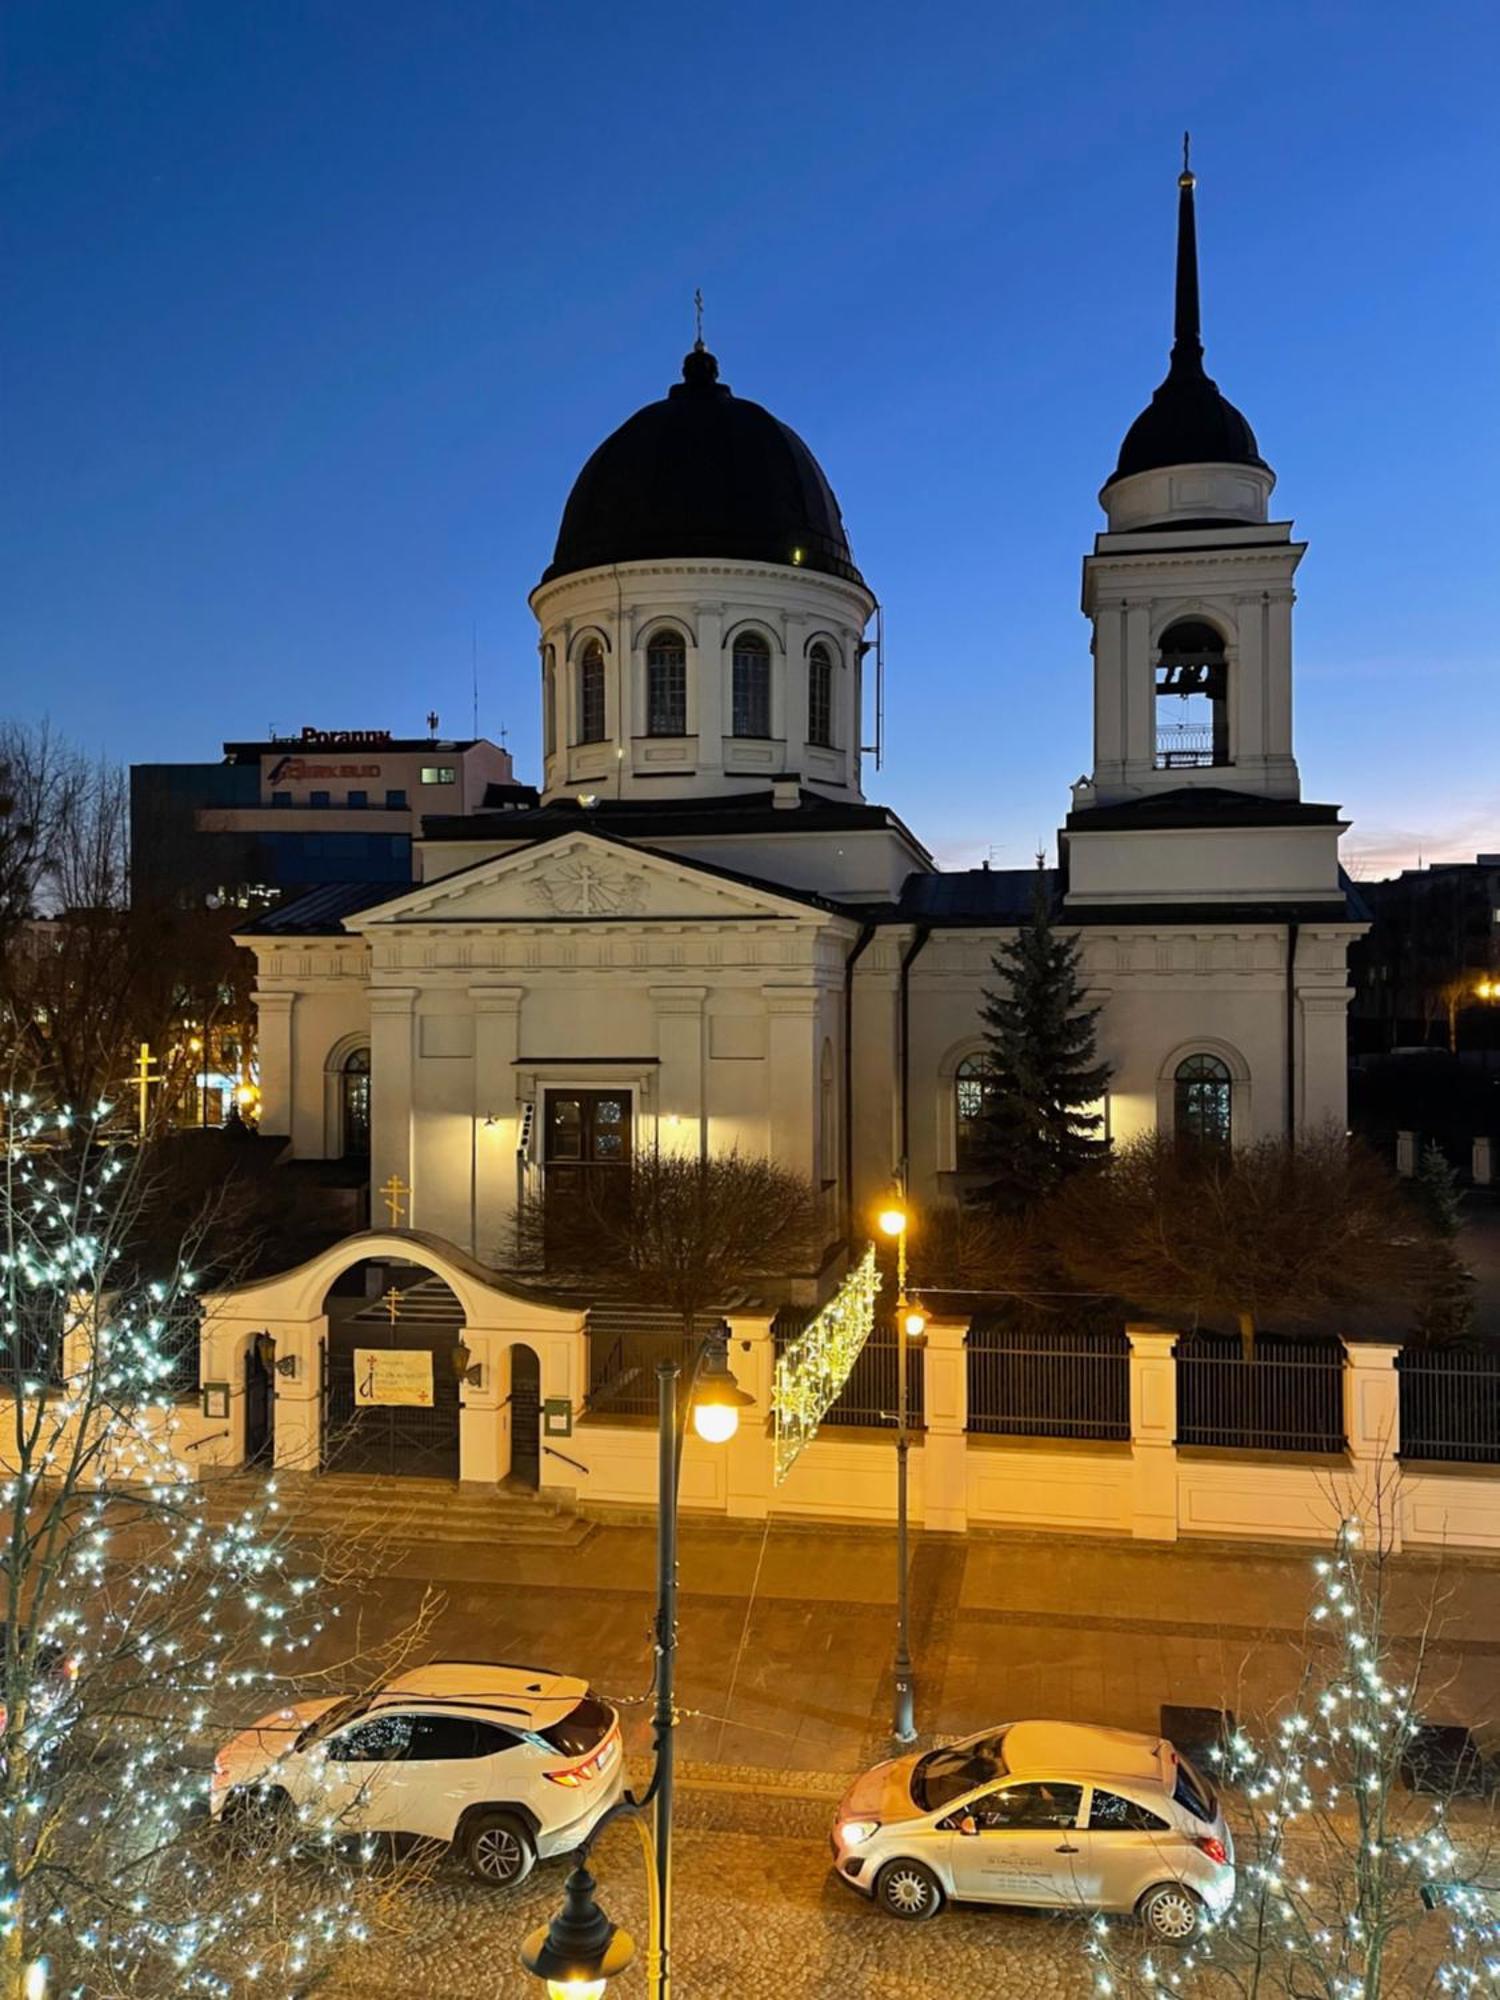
[131,727,534,907]
[1349,854,1500,1052]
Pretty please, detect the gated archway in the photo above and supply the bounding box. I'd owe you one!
[321,1259,464,1479]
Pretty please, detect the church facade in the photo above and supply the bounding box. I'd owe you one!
[241,165,1363,1277]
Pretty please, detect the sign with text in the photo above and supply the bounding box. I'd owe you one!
[354,1348,434,1408]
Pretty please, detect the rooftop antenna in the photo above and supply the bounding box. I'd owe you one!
[426,709,440,740]
[471,621,479,738]
[693,286,705,350]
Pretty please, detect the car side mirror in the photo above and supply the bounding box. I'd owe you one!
[949,1812,978,1837]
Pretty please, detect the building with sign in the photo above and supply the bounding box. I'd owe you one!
[131,729,532,909]
[236,165,1365,1283]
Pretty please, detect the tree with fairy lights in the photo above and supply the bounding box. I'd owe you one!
[0,1085,432,1998]
[1084,1514,1500,1997]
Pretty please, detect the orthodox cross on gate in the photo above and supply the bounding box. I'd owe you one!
[382,1286,402,1327]
[380,1174,410,1227]
[132,1041,162,1139]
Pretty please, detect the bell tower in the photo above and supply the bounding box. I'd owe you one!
[1077,148,1304,810]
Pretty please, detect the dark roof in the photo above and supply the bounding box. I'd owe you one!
[420,785,930,858]
[480,780,540,810]
[1066,787,1343,832]
[236,880,402,936]
[1065,898,1358,926]
[1106,168,1268,495]
[895,867,1054,925]
[541,345,865,587]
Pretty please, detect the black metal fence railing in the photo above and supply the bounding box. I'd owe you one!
[967,1320,1130,1441]
[1176,1334,1346,1454]
[585,1309,729,1420]
[1398,1348,1500,1465]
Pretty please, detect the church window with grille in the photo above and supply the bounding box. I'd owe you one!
[578,640,606,744]
[808,641,834,747]
[955,1053,999,1169]
[732,632,772,738]
[342,1047,371,1158]
[646,629,687,736]
[1174,1052,1232,1149]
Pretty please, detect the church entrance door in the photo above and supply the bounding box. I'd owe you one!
[320,1263,462,1480]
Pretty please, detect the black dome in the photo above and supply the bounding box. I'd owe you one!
[542,346,864,587]
[1104,165,1269,494]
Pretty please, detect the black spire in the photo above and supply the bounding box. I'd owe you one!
[1172,132,1202,369]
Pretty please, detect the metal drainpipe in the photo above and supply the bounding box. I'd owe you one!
[842,923,877,1242]
[898,925,934,1186]
[1286,917,1300,1141]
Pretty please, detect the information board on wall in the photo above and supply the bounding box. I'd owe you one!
[354,1348,434,1407]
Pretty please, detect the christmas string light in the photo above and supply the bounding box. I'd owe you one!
[772,1244,880,1481]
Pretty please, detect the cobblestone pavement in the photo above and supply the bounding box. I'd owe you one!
[327,1775,1107,1998]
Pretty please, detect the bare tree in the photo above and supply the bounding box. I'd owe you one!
[1045,1128,1442,1359]
[0,1080,434,1999]
[1083,1515,1500,1997]
[515,1148,820,1334]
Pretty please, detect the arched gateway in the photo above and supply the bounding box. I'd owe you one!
[201,1231,586,1488]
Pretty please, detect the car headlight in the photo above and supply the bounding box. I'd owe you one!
[838,1819,881,1846]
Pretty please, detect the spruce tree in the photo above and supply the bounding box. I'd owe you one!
[973,859,1111,1212]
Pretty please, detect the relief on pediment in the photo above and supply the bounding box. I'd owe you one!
[524,854,648,917]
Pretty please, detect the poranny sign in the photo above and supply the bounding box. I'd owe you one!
[354,1348,434,1408]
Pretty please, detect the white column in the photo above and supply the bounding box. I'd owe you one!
[920,1316,969,1532]
[725,1314,775,1520]
[651,985,707,1157]
[472,985,524,1260]
[1123,600,1154,778]
[696,603,725,771]
[1232,591,1267,770]
[1092,599,1126,781]
[272,1316,324,1473]
[1126,1325,1179,1540]
[370,986,417,1221]
[1475,1136,1494,1187]
[255,990,294,1139]
[763,983,820,1180]
[1343,1340,1403,1553]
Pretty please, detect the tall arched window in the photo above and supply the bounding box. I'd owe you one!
[731,631,772,738]
[955,1053,998,1170]
[542,645,557,756]
[577,639,606,744]
[808,642,834,747]
[341,1048,371,1158]
[1174,1053,1231,1150]
[646,629,687,736]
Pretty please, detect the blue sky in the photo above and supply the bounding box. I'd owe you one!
[3,0,1496,876]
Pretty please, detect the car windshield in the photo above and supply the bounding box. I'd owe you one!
[911,1731,1009,1813]
[295,1693,372,1751]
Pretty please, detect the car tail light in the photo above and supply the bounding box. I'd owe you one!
[1196,1835,1229,1866]
[545,1729,619,1788]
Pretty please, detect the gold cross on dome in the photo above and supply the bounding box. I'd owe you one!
[380,1174,410,1226]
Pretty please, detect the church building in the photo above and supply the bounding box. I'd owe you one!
[240,163,1363,1280]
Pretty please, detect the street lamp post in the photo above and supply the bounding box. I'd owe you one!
[878,1190,926,1747]
[521,1328,752,2000]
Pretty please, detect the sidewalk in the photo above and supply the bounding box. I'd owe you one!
[337,1511,1500,1779]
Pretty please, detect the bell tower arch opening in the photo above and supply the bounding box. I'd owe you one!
[1154,619,1229,772]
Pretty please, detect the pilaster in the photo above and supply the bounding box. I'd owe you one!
[763,983,820,1180]
[1343,1340,1403,1553]
[472,985,524,1261]
[369,986,417,1221]
[650,984,707,1157]
[255,990,295,1137]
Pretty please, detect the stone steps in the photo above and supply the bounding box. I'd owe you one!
[196,1474,593,1549]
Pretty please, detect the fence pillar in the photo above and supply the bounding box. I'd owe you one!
[920,1317,969,1533]
[1475,1136,1494,1187]
[1126,1325,1180,1541]
[1396,1130,1417,1177]
[1343,1339,1403,1553]
[725,1315,776,1520]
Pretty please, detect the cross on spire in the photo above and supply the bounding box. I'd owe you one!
[1172,135,1203,368]
[693,287,704,351]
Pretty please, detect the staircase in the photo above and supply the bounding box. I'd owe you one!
[197,1472,593,1550]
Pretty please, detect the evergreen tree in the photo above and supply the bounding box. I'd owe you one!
[972,859,1111,1212]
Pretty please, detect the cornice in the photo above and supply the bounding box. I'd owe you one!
[530,558,875,623]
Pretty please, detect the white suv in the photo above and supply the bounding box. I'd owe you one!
[211,1661,623,1885]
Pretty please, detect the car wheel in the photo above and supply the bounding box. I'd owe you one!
[875,1858,943,1920]
[459,1809,535,1888]
[1138,1882,1203,1944]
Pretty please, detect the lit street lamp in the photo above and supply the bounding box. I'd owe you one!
[878,1187,926,1746]
[521,1325,750,2000]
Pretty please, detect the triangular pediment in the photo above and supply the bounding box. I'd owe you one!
[346,832,828,928]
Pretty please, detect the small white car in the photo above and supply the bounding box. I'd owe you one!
[211,1661,623,1885]
[832,1719,1234,1942]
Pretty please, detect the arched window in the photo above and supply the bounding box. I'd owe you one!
[1174,1053,1231,1150]
[1155,619,1229,770]
[577,639,606,744]
[341,1048,371,1159]
[646,629,687,736]
[955,1053,998,1170]
[808,642,834,747]
[542,645,557,757]
[731,631,772,738]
